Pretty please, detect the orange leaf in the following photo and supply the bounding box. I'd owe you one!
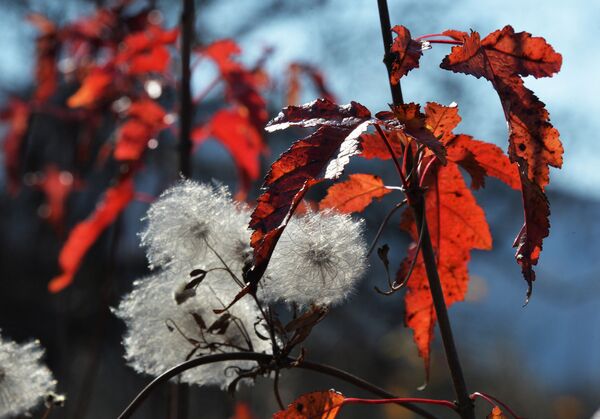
[114,99,167,161]
[230,401,255,419]
[67,68,112,108]
[447,134,520,190]
[274,390,345,419]
[487,406,507,419]
[48,176,134,293]
[192,108,265,192]
[359,130,406,160]
[319,173,391,213]
[401,163,491,376]
[424,102,461,144]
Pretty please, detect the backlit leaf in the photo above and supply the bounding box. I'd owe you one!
[400,163,491,377]
[48,176,134,292]
[389,25,423,84]
[319,173,391,213]
[274,390,345,419]
[67,68,113,108]
[440,25,563,295]
[246,99,371,288]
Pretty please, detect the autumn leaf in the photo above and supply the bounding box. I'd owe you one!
[114,25,179,75]
[487,406,507,419]
[400,163,491,377]
[35,165,76,233]
[274,390,345,419]
[192,108,266,193]
[423,102,519,190]
[446,134,520,190]
[48,176,134,293]
[389,25,423,84]
[319,173,391,213]
[246,99,372,289]
[0,98,30,195]
[440,25,563,296]
[358,129,406,160]
[114,99,168,161]
[67,67,113,108]
[230,402,255,419]
[378,103,447,163]
[286,62,336,105]
[28,14,59,102]
[200,39,268,133]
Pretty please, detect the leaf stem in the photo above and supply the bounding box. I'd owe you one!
[376,0,404,105]
[179,0,195,178]
[411,196,474,419]
[376,1,475,417]
[117,352,438,419]
[343,397,457,410]
[374,124,408,189]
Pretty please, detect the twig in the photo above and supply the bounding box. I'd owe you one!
[367,199,407,256]
[179,0,195,178]
[117,352,438,419]
[376,1,475,418]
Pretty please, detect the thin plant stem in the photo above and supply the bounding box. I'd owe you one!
[117,352,438,419]
[179,0,195,178]
[471,392,522,419]
[375,124,408,189]
[376,1,475,418]
[343,397,457,411]
[367,199,407,256]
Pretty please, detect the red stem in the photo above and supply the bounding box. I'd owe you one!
[427,39,463,45]
[374,124,408,190]
[343,397,457,410]
[418,155,438,188]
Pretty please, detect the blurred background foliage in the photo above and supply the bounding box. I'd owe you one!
[0,0,598,418]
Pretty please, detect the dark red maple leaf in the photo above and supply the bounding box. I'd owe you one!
[48,175,134,293]
[440,25,563,297]
[389,25,423,84]
[246,98,372,288]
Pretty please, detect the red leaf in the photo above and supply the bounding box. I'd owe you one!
[379,103,447,163]
[247,99,371,286]
[201,39,268,133]
[440,26,563,294]
[230,402,255,419]
[400,163,491,376]
[390,25,423,84]
[487,406,507,419]
[192,108,266,192]
[447,134,520,190]
[35,165,76,233]
[49,176,134,293]
[115,25,179,75]
[424,102,461,144]
[274,390,345,419]
[67,67,113,108]
[0,99,30,195]
[114,99,167,161]
[359,130,406,160]
[286,62,336,105]
[28,14,59,102]
[319,174,391,213]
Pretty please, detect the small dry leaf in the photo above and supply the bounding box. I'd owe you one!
[273,390,345,419]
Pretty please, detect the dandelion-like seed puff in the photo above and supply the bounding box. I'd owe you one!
[140,180,252,271]
[114,269,271,389]
[262,210,368,307]
[0,332,57,418]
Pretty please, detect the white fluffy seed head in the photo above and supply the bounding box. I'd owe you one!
[140,180,252,272]
[0,333,57,418]
[261,210,368,307]
[113,269,271,389]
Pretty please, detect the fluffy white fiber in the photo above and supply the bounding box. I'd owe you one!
[261,210,368,307]
[0,333,57,418]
